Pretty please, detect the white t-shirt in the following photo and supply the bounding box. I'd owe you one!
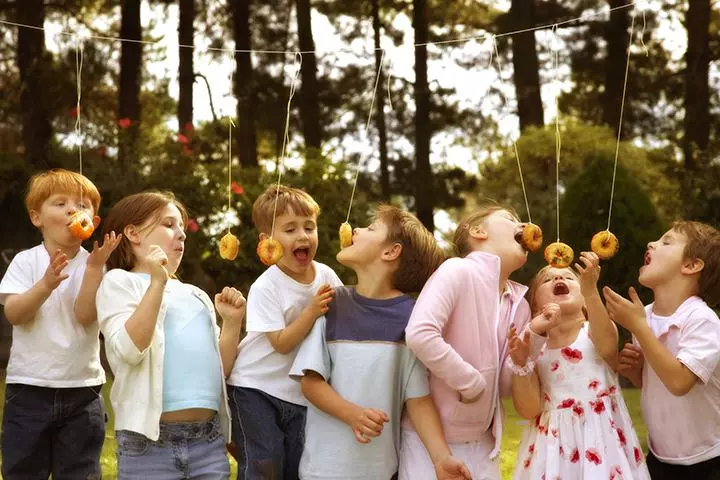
[227,262,342,405]
[0,244,105,387]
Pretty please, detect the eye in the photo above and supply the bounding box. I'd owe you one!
[286,228,295,233]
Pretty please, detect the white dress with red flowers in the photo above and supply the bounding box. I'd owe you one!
[514,323,650,480]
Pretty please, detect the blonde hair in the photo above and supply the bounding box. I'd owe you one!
[671,221,720,307]
[252,185,320,234]
[452,204,518,257]
[374,205,446,293]
[527,265,587,318]
[102,191,188,271]
[25,169,101,214]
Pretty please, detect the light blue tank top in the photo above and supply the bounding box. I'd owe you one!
[161,279,222,413]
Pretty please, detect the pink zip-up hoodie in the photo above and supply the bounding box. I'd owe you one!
[404,251,544,455]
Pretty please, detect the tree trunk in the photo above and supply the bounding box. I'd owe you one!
[118,0,142,170]
[371,0,390,200]
[17,0,54,168]
[233,0,258,167]
[295,0,322,150]
[683,0,710,170]
[602,0,630,136]
[413,0,434,231]
[509,0,544,131]
[178,0,194,133]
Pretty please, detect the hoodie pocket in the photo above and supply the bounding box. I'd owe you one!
[448,367,496,427]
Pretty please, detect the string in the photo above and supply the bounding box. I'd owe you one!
[491,35,532,224]
[0,2,637,56]
[552,25,561,243]
[270,53,302,239]
[75,38,84,201]
[344,48,386,223]
[606,10,636,232]
[227,115,235,234]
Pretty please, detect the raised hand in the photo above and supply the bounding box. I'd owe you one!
[214,286,246,327]
[87,231,122,269]
[348,406,388,444]
[574,251,601,295]
[529,302,562,335]
[42,249,69,291]
[509,325,531,367]
[618,342,644,387]
[603,286,647,333]
[146,245,169,285]
[308,284,335,319]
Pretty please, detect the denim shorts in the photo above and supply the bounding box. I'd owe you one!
[116,414,230,480]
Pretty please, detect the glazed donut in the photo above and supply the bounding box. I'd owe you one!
[544,242,574,268]
[339,222,353,249]
[68,212,94,240]
[519,223,543,253]
[256,238,284,266]
[591,230,619,260]
[219,232,240,260]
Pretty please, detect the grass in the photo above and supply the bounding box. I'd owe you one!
[0,380,646,479]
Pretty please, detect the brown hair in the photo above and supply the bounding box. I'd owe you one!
[527,265,580,314]
[252,185,320,234]
[672,221,720,307]
[374,205,446,293]
[25,168,101,214]
[102,191,189,271]
[452,204,518,257]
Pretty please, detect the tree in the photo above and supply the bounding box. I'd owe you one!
[178,0,194,131]
[233,0,258,167]
[296,0,322,150]
[509,0,544,130]
[118,0,142,169]
[371,0,390,199]
[602,0,631,136]
[16,0,53,168]
[413,0,434,230]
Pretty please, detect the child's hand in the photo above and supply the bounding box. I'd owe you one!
[508,325,531,367]
[618,342,644,385]
[307,284,335,319]
[146,245,169,285]
[529,302,561,336]
[87,232,122,269]
[434,455,472,480]
[348,406,388,444]
[42,249,70,291]
[214,286,246,327]
[574,251,601,295]
[603,286,647,333]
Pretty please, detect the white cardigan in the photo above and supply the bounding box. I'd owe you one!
[96,269,231,442]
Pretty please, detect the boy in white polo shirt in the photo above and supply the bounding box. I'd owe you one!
[604,220,720,479]
[226,185,342,479]
[0,169,120,479]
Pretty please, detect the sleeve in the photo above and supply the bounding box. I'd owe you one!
[322,265,344,289]
[676,312,720,384]
[404,260,487,400]
[245,280,286,333]
[404,355,430,400]
[0,251,34,305]
[289,316,331,380]
[96,270,152,366]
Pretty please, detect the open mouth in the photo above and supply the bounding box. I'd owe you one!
[514,231,528,252]
[643,252,651,266]
[293,247,310,262]
[553,282,570,296]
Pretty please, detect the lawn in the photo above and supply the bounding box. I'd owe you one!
[0,380,646,479]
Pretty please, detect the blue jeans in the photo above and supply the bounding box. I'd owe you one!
[1,383,105,480]
[116,415,230,480]
[228,386,306,480]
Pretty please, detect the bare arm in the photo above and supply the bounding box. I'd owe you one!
[634,324,698,396]
[618,343,643,388]
[74,266,103,325]
[123,280,165,352]
[405,396,452,463]
[511,371,543,419]
[586,291,619,369]
[266,285,333,354]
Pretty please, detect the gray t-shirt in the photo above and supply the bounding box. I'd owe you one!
[290,286,429,480]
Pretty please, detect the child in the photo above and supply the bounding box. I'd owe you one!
[400,205,549,479]
[290,205,471,480]
[0,168,119,479]
[509,253,650,479]
[95,191,245,479]
[604,221,720,479]
[226,185,343,479]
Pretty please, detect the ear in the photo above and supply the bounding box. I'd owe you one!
[468,225,488,241]
[382,242,403,262]
[681,257,704,275]
[123,224,141,244]
[29,210,42,228]
[92,216,101,229]
[258,232,268,242]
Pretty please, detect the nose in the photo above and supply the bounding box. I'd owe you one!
[178,228,187,241]
[353,228,359,235]
[647,241,655,250]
